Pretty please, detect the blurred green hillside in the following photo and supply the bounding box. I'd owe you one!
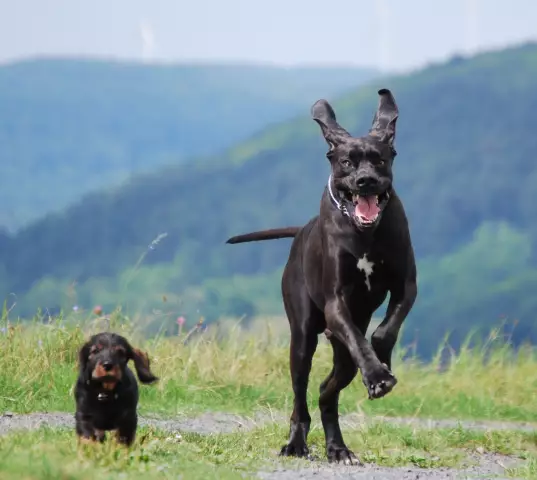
[0,58,377,230]
[3,44,537,356]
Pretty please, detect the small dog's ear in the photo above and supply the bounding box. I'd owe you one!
[129,347,159,385]
[311,99,351,153]
[369,88,399,148]
[78,341,92,381]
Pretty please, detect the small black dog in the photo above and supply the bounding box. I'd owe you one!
[226,89,417,464]
[75,332,158,446]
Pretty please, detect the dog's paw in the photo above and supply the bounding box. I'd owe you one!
[280,442,312,459]
[362,363,397,399]
[327,444,363,465]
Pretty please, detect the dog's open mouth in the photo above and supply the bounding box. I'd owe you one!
[92,374,119,388]
[93,376,118,393]
[350,190,390,226]
[92,367,121,391]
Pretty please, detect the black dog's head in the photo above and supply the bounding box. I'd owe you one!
[78,332,158,391]
[312,89,399,231]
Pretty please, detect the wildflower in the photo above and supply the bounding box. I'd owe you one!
[177,316,185,335]
[93,305,103,315]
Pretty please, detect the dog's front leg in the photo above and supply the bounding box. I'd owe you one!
[116,414,137,447]
[371,279,417,370]
[75,412,101,444]
[320,292,396,465]
[324,292,396,400]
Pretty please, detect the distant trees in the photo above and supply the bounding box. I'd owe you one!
[1,46,537,357]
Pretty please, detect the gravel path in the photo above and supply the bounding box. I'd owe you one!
[257,452,520,480]
[0,411,532,479]
[2,410,535,437]
[0,411,267,437]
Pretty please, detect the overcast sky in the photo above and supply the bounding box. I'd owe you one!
[1,0,536,72]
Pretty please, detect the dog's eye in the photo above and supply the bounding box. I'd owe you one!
[340,160,352,168]
[114,346,127,357]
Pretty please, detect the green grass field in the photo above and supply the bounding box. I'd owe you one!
[0,312,537,478]
[1,422,536,479]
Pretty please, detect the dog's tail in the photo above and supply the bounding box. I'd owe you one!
[226,227,300,244]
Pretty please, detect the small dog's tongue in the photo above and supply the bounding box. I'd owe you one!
[355,196,379,220]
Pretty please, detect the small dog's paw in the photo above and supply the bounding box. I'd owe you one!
[280,442,312,459]
[77,436,97,446]
[362,363,397,399]
[327,444,363,465]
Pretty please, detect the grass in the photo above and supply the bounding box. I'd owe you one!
[1,312,537,477]
[0,422,536,479]
[1,312,537,424]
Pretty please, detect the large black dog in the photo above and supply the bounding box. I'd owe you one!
[75,332,159,447]
[226,89,417,465]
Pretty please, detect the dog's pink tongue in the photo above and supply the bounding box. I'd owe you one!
[355,196,379,220]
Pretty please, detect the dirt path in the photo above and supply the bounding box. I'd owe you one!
[0,411,266,437]
[257,453,520,480]
[2,410,535,437]
[0,411,532,479]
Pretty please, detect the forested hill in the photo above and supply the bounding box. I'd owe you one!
[4,43,537,356]
[0,58,378,230]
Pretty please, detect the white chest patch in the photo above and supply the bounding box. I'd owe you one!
[357,254,375,291]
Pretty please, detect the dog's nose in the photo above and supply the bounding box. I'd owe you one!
[102,361,113,372]
[356,176,378,189]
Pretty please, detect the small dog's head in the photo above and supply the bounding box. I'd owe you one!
[78,332,158,390]
[312,88,399,231]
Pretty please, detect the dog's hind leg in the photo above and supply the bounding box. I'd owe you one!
[280,325,319,458]
[279,292,321,459]
[319,337,361,465]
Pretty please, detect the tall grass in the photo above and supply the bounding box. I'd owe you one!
[0,309,537,422]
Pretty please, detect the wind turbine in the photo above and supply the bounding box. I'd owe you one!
[139,20,157,62]
[463,0,480,56]
[373,0,392,72]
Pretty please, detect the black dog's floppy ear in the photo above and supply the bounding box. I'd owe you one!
[128,346,159,385]
[311,99,351,153]
[78,341,92,381]
[369,88,399,148]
